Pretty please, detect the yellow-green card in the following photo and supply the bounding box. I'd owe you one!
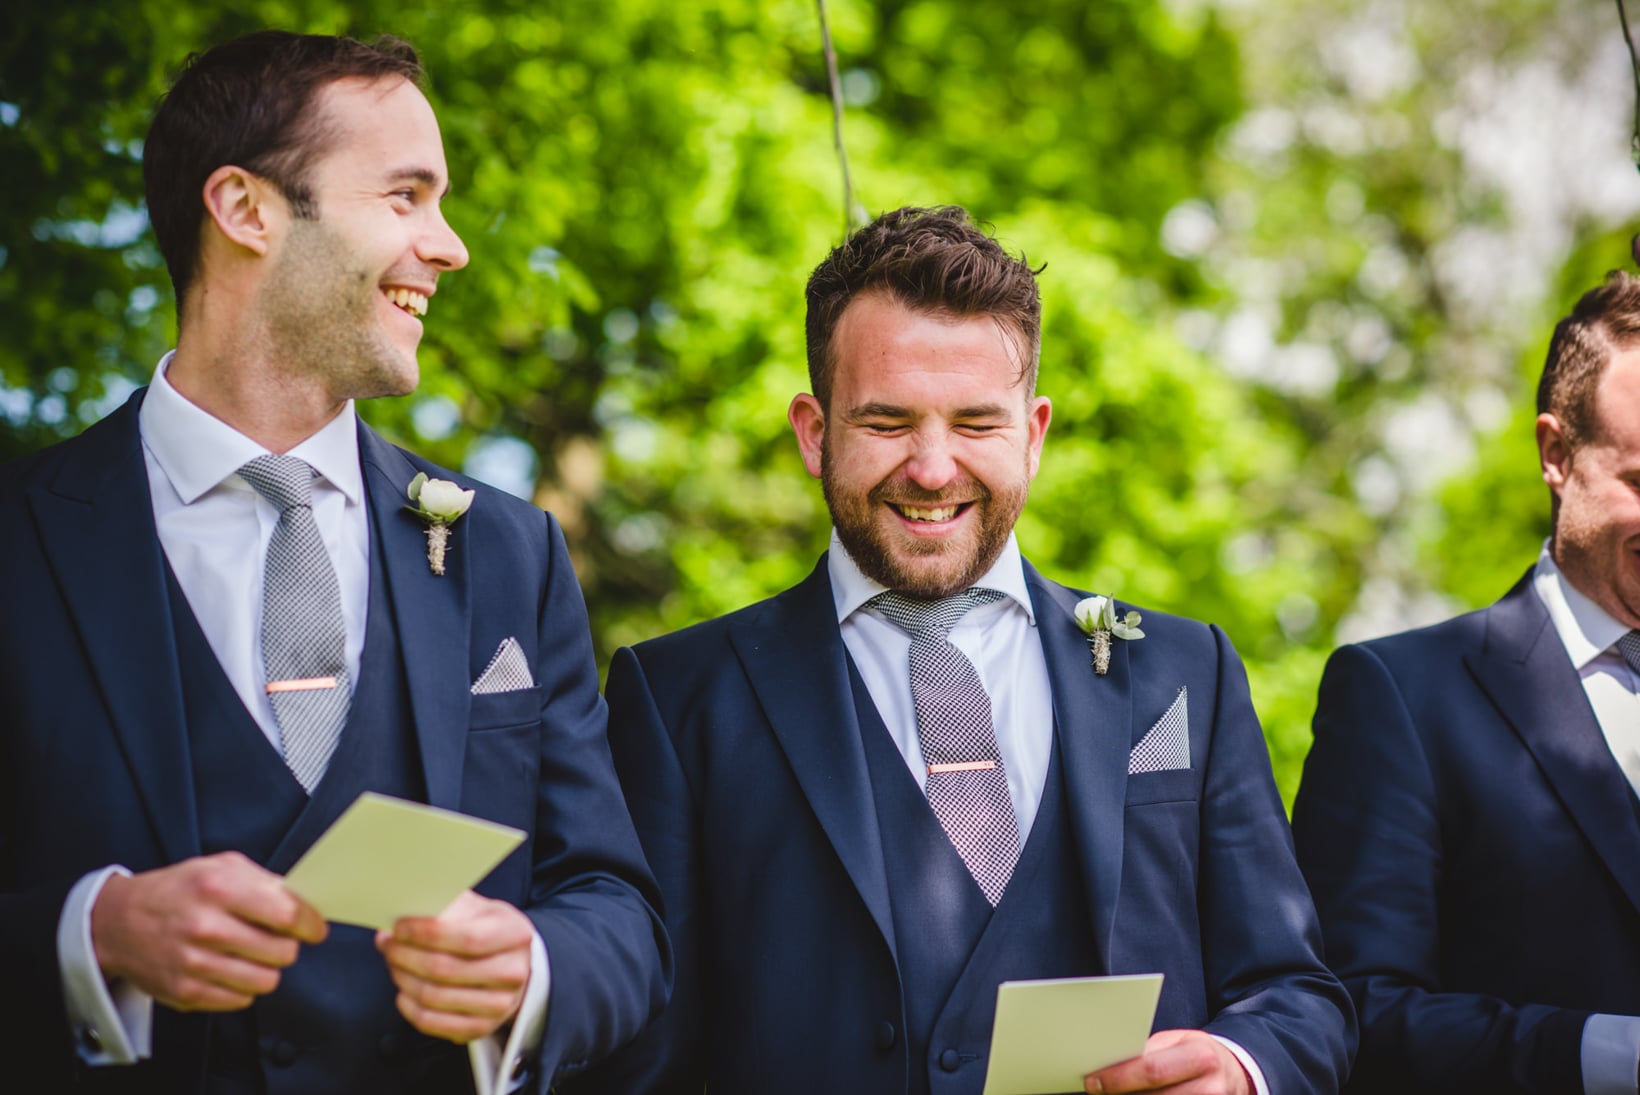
[283,792,525,930]
[981,973,1165,1095]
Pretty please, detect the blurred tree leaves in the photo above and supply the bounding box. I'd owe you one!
[7,0,1637,802]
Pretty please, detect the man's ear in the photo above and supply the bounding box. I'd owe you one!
[1537,412,1573,494]
[201,165,280,257]
[788,393,827,480]
[1024,395,1052,480]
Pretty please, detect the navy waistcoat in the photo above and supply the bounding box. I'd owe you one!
[851,659,1102,1095]
[154,530,471,1095]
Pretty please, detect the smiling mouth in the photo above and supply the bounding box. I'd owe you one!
[891,503,969,523]
[384,288,429,317]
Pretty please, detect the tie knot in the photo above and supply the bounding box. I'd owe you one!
[869,588,1005,638]
[239,455,316,512]
[1617,630,1640,676]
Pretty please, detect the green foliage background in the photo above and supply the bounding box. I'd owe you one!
[5,0,1635,803]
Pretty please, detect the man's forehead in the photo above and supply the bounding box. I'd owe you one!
[308,75,425,136]
[305,75,449,186]
[318,73,420,105]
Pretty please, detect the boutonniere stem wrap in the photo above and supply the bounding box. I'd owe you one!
[1073,595,1144,676]
[405,472,475,576]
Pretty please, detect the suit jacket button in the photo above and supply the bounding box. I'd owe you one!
[511,1056,533,1082]
[874,1021,897,1051]
[79,1027,102,1053]
[267,1040,298,1067]
[939,1049,961,1072]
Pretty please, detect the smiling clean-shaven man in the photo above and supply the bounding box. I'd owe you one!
[571,205,1353,1095]
[0,30,666,1094]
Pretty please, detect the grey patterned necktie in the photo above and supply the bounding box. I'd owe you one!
[1617,631,1640,678]
[870,588,1020,905]
[238,455,350,793]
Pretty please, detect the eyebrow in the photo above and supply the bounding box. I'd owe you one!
[846,402,912,421]
[845,401,1012,421]
[385,167,452,200]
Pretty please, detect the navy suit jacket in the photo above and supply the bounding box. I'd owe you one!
[0,391,669,1091]
[574,558,1354,1094]
[1293,572,1640,1093]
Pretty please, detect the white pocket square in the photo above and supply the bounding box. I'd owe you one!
[471,637,536,695]
[1128,686,1189,774]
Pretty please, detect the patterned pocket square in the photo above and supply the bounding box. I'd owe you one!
[1128,686,1189,774]
[471,637,536,695]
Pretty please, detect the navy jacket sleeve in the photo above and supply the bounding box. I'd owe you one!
[1187,624,1357,1093]
[502,512,674,1090]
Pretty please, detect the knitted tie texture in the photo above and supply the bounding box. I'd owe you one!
[239,455,350,793]
[1618,631,1640,678]
[871,588,1020,905]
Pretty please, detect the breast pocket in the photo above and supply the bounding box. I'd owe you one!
[468,683,544,732]
[1124,768,1199,806]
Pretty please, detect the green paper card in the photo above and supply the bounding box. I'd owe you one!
[283,792,525,930]
[982,973,1164,1095]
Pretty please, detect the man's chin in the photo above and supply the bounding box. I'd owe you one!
[360,356,420,400]
[865,542,988,599]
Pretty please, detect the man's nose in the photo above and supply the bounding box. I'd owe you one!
[420,206,469,271]
[904,437,960,491]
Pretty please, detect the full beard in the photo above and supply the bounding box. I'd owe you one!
[822,448,1026,600]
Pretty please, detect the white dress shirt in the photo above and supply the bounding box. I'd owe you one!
[57,354,545,1094]
[141,353,370,749]
[1533,547,1640,1095]
[827,532,1270,1095]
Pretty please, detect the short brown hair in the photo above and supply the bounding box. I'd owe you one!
[1539,270,1640,448]
[804,205,1042,408]
[143,30,424,305]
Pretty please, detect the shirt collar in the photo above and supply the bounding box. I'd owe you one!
[138,351,364,507]
[827,529,1036,626]
[1533,542,1631,669]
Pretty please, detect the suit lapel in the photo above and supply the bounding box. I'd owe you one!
[27,393,201,863]
[1027,565,1129,970]
[728,559,896,958]
[359,426,472,810]
[1465,577,1640,914]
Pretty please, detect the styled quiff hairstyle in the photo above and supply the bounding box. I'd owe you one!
[1539,270,1640,449]
[804,205,1042,409]
[143,30,424,305]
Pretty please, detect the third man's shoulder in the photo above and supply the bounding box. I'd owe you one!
[1326,595,1505,675]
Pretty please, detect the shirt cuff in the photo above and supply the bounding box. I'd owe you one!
[57,866,153,1065]
[1582,1013,1640,1095]
[1209,1035,1269,1095]
[468,926,551,1095]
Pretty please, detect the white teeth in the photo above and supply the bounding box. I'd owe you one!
[385,288,428,317]
[897,505,959,522]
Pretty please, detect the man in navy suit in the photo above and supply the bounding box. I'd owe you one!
[574,206,1353,1095]
[0,31,666,1093]
[1293,270,1640,1094]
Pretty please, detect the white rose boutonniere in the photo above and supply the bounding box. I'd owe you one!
[1073,594,1145,676]
[406,472,475,576]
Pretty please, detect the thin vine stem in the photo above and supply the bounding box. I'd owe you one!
[816,0,861,234]
[1619,0,1640,166]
